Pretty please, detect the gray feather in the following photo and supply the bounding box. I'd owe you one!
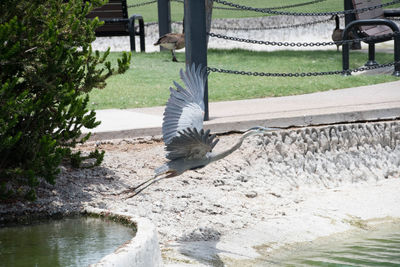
[165,127,219,160]
[162,64,207,144]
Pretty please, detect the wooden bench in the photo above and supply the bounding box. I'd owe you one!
[342,0,400,76]
[87,0,145,52]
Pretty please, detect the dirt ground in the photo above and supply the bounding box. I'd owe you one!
[2,122,400,266]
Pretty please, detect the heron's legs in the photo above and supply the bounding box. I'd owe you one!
[119,172,175,198]
[125,177,166,199]
[119,176,156,196]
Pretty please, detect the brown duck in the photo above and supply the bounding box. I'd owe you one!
[154,24,185,62]
[331,15,343,52]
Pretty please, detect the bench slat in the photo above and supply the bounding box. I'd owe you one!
[95,23,128,36]
[91,3,123,11]
[87,10,125,19]
[363,25,393,35]
[356,8,384,20]
[352,0,393,36]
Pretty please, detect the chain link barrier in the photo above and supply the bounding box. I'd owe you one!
[171,0,327,11]
[138,18,335,31]
[127,0,399,78]
[208,31,400,47]
[128,1,399,31]
[171,16,337,31]
[207,62,396,77]
[209,17,335,31]
[127,0,157,8]
[139,18,398,31]
[256,0,327,11]
[213,0,400,16]
[170,0,237,10]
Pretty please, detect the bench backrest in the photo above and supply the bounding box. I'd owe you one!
[87,0,129,36]
[352,0,392,36]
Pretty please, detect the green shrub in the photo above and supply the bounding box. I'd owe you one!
[0,0,131,200]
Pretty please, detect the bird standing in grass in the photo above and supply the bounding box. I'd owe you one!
[122,64,278,198]
[154,23,185,62]
[331,15,343,51]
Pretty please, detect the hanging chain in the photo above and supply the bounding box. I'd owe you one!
[127,0,157,8]
[213,0,400,16]
[171,0,327,11]
[139,18,335,31]
[208,31,400,47]
[170,0,238,10]
[258,0,326,11]
[209,17,336,31]
[142,21,159,27]
[207,62,397,77]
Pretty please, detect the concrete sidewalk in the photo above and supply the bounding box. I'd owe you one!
[84,81,400,141]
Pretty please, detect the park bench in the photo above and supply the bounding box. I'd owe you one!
[342,0,400,76]
[87,0,145,52]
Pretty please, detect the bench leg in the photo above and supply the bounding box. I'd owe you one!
[342,42,351,76]
[365,43,378,66]
[128,18,136,52]
[394,33,400,77]
[138,18,145,52]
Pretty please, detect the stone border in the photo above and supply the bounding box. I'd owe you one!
[86,207,162,267]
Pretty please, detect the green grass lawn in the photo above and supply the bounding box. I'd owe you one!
[128,0,400,22]
[87,49,399,110]
[89,0,400,110]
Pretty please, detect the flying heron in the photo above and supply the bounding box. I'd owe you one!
[123,64,278,198]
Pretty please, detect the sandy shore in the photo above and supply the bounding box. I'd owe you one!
[1,121,399,266]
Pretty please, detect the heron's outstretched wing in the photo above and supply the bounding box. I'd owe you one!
[162,63,207,144]
[166,128,219,160]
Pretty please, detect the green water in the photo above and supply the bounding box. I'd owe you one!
[0,217,135,267]
[265,222,400,266]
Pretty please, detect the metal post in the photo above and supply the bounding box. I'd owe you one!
[128,18,136,52]
[184,0,209,121]
[344,0,353,28]
[342,41,351,76]
[394,33,400,76]
[157,0,171,51]
[139,18,145,52]
[344,0,361,50]
[366,43,378,66]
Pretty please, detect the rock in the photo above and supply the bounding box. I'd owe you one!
[245,191,258,198]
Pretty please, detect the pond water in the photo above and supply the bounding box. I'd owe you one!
[0,216,136,267]
[262,222,400,266]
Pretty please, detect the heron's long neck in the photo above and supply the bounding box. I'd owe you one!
[210,131,256,163]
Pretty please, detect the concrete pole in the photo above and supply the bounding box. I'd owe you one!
[184,0,209,121]
[157,0,171,51]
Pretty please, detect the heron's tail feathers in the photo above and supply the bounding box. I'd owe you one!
[155,163,169,178]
